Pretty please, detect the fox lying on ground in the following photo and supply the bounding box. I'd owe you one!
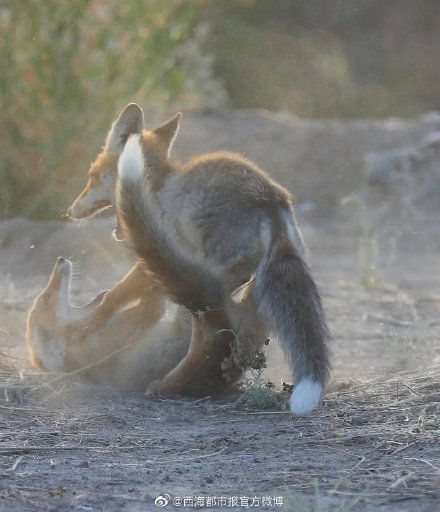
[27,257,242,394]
[67,104,331,413]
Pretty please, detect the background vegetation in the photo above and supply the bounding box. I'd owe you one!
[1,0,440,219]
[0,0,222,219]
[206,0,440,118]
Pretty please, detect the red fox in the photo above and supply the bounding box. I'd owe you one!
[26,257,242,394]
[67,104,330,413]
[114,104,331,414]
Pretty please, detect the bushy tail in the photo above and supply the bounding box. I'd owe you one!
[255,236,331,414]
[116,136,222,311]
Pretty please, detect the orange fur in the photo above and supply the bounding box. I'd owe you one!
[26,259,244,395]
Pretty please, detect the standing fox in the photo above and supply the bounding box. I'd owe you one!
[67,104,331,413]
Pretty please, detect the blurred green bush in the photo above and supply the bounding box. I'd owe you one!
[2,0,440,220]
[0,0,224,219]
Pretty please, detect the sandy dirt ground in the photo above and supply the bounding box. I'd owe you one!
[0,110,439,511]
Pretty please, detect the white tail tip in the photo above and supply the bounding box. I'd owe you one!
[118,134,144,182]
[290,379,322,414]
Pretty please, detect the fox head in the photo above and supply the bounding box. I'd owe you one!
[68,103,181,238]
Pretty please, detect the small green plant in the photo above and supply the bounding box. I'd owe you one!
[240,351,280,410]
[0,0,225,220]
[218,329,285,409]
[239,346,290,410]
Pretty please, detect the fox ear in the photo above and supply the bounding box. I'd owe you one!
[107,103,144,154]
[153,113,182,155]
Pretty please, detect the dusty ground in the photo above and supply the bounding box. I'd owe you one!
[0,110,439,511]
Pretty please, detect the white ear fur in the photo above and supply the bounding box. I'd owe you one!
[107,103,144,154]
[118,135,144,183]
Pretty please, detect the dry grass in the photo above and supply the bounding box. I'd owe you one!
[0,352,439,510]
